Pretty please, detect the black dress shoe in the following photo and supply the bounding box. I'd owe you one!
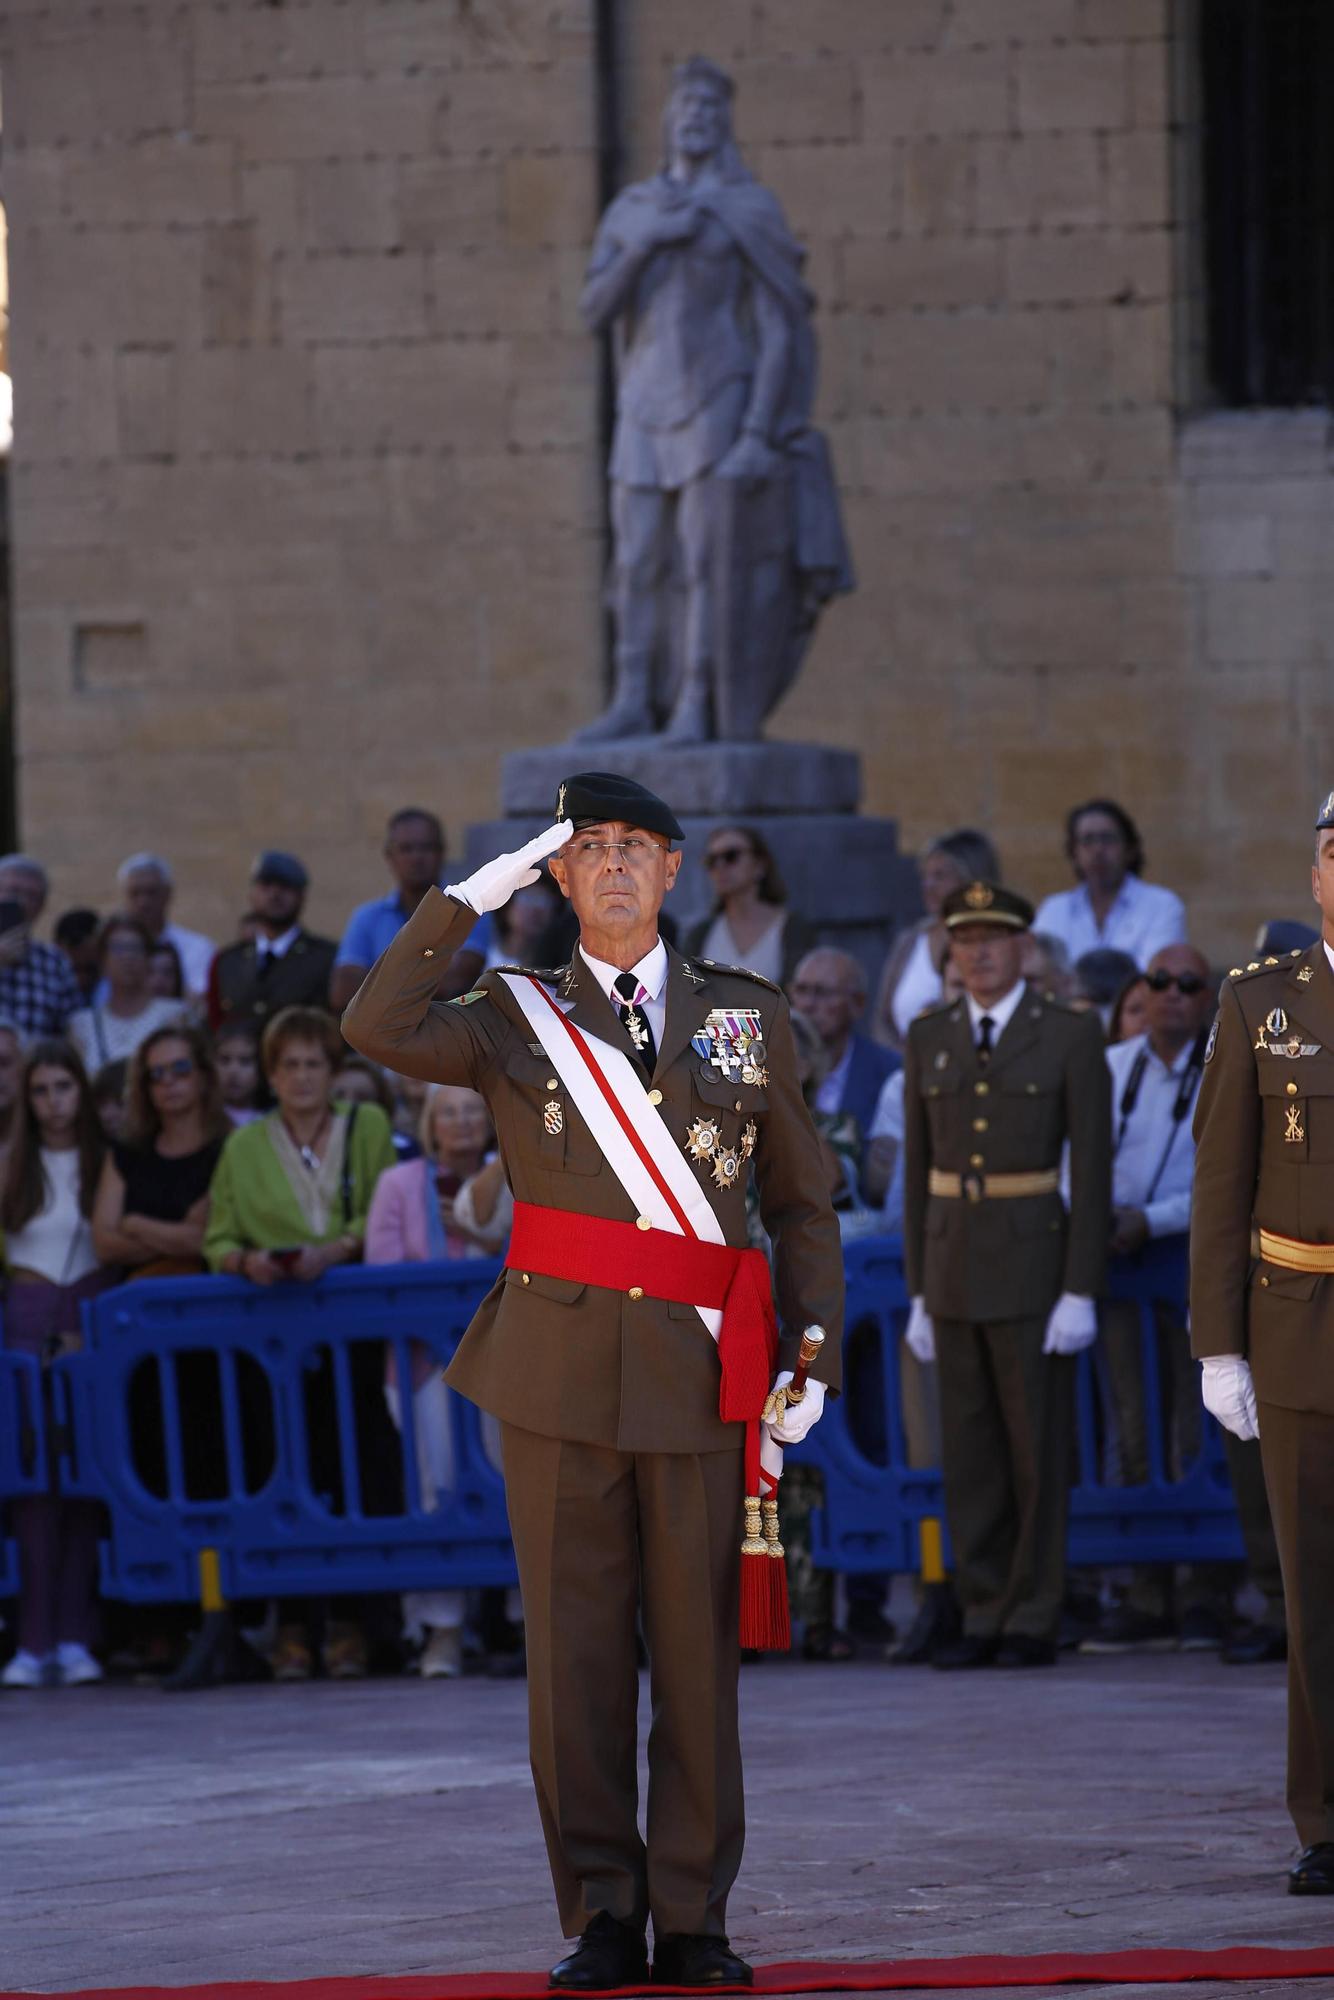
[996,1633,1057,1668]
[1222,1622,1288,1665]
[930,1633,998,1670]
[887,1584,961,1665]
[1289,1844,1334,1895]
[550,1912,648,1990]
[652,1932,753,1987]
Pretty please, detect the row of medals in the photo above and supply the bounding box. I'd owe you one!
[684,1016,765,1191]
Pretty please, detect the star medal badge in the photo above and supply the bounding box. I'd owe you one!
[739,1119,757,1161]
[711,1143,743,1191]
[685,1116,722,1163]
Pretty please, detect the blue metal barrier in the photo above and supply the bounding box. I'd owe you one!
[53,1261,515,1605]
[0,1346,47,1596]
[3,1237,1244,1612]
[792,1233,1244,1574]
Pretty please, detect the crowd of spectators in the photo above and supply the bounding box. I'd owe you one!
[0,797,1300,1688]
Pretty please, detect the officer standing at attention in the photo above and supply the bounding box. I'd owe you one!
[902,882,1111,1668]
[342,772,843,1990]
[1191,790,1334,1895]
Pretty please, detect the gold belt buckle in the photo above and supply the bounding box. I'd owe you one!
[963,1169,984,1204]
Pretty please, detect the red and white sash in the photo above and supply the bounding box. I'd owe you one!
[498,969,784,1484]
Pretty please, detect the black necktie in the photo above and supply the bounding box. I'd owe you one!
[977,1014,995,1066]
[614,971,657,1074]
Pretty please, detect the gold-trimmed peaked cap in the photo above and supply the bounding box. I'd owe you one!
[942,880,1035,933]
[1316,789,1334,831]
[555,770,684,842]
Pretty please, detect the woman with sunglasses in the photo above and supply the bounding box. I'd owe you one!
[93,1025,229,1281]
[1,1039,113,1688]
[682,824,814,987]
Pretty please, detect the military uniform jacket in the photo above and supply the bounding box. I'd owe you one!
[903,985,1111,1323]
[1190,942,1334,1414]
[211,930,338,1030]
[341,889,844,1454]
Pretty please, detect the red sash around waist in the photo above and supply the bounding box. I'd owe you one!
[506,1200,778,1444]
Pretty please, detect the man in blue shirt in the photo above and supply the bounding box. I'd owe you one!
[329,809,492,1014]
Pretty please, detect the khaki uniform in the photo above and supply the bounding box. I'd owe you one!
[343,889,843,1937]
[210,929,337,1030]
[1191,942,1334,1846]
[903,986,1111,1640]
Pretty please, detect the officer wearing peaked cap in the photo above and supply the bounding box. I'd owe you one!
[342,770,843,1990]
[902,881,1111,1667]
[1191,789,1334,1894]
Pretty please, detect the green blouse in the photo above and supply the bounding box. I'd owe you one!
[203,1103,397,1270]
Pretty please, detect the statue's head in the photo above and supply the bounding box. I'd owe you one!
[662,56,742,174]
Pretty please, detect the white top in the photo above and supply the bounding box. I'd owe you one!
[1324,940,1334,979]
[1106,1030,1204,1238]
[965,980,1026,1045]
[5,1148,99,1285]
[1033,876,1186,972]
[67,997,186,1072]
[579,937,670,1046]
[890,929,943,1040]
[869,1067,907,1232]
[163,921,216,998]
[699,910,784,986]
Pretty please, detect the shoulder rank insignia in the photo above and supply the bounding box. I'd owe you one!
[694,958,782,994]
[449,988,488,1007]
[1298,965,1315,983]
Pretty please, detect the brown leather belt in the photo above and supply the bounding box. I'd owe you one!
[928,1167,1060,1204]
[1257,1227,1334,1275]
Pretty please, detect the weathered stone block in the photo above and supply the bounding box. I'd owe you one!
[756,0,948,55]
[299,161,402,252]
[434,63,592,157]
[193,3,363,83]
[734,59,859,146]
[4,25,188,148]
[312,339,512,454]
[194,78,440,163]
[278,251,430,343]
[202,223,274,345]
[116,350,178,460]
[1004,228,1171,305]
[430,246,558,337]
[975,135,1105,230]
[182,347,315,458]
[900,137,977,234]
[947,0,1081,45]
[1103,129,1171,228]
[1015,45,1131,132]
[840,235,1002,312]
[503,154,598,249]
[862,48,1010,136]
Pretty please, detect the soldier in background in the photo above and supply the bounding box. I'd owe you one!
[208,852,336,1033]
[902,883,1111,1669]
[1191,792,1334,1894]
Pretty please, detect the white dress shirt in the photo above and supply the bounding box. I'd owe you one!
[814,1037,855,1116]
[1105,1029,1204,1238]
[163,921,216,998]
[256,924,302,963]
[1034,876,1186,971]
[579,937,669,1046]
[1324,940,1334,980]
[965,980,1026,1047]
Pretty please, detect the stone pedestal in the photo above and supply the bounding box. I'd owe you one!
[467,740,921,983]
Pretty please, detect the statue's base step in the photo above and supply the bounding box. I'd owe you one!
[498,739,861,818]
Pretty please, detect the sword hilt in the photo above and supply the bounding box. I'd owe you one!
[785,1326,826,1404]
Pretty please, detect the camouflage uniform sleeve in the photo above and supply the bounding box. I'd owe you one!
[1189,977,1261,1360]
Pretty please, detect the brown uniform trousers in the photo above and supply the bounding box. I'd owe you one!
[343,890,843,1937]
[903,986,1111,1641]
[1192,943,1334,1845]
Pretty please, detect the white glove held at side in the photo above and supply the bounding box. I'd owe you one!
[763,1370,826,1445]
[1042,1292,1098,1356]
[446,821,573,916]
[1200,1355,1260,1441]
[905,1296,935,1364]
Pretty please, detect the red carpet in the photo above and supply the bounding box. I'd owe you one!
[9,1947,1334,1998]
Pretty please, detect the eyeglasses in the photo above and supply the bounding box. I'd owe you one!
[147,1056,196,1083]
[569,837,665,865]
[704,846,751,869]
[1146,971,1206,995]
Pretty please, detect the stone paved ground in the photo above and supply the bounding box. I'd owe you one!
[2,1652,1325,2000]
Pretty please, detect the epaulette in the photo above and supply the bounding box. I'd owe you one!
[694,957,783,994]
[1227,951,1301,982]
[916,996,956,1020]
[492,962,569,983]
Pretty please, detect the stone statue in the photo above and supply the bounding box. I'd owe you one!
[576,56,854,746]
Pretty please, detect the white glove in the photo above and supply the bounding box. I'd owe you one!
[904,1296,935,1364]
[762,1370,826,1445]
[445,821,572,916]
[1200,1355,1260,1441]
[1042,1292,1098,1356]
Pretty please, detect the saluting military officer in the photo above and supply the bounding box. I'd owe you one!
[902,882,1111,1668]
[343,772,843,1991]
[1191,790,1334,1895]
